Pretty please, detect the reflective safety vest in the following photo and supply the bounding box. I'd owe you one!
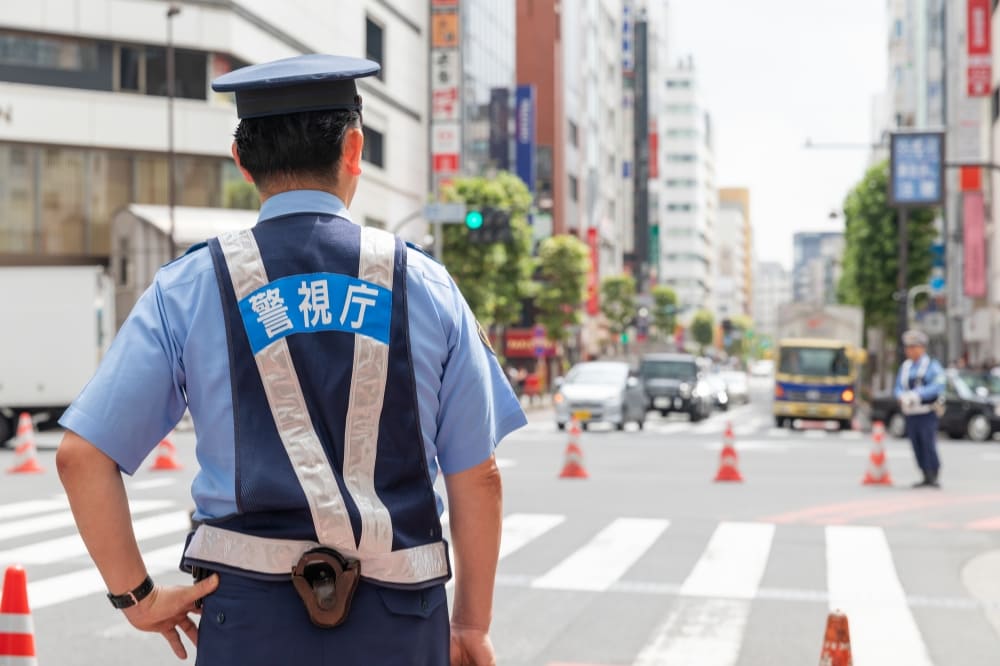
[183,214,449,588]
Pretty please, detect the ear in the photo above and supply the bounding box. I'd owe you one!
[341,127,364,177]
[231,142,255,183]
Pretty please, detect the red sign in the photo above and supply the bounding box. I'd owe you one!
[505,328,557,359]
[432,87,460,121]
[432,0,458,5]
[586,227,600,315]
[648,132,659,180]
[433,154,459,173]
[967,0,992,96]
[964,191,987,297]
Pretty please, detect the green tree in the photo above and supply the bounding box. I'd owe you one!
[651,284,678,340]
[535,234,591,346]
[837,160,937,337]
[223,180,260,210]
[440,172,535,326]
[690,309,715,353]
[600,275,638,342]
[724,314,754,359]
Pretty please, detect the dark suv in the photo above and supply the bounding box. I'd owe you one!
[638,353,713,421]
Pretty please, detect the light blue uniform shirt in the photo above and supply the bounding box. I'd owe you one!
[893,354,945,402]
[60,190,526,519]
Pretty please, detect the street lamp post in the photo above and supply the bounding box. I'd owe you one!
[166,4,181,259]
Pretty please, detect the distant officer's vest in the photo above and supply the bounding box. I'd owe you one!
[182,213,449,589]
[902,356,938,414]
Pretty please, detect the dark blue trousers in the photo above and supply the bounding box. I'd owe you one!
[196,573,449,665]
[906,412,940,476]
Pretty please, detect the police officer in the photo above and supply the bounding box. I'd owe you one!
[55,54,526,665]
[894,329,945,488]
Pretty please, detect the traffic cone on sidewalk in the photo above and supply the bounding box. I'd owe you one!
[0,565,38,666]
[818,610,853,666]
[7,413,43,475]
[714,421,744,482]
[150,434,182,471]
[862,421,893,486]
[559,418,589,479]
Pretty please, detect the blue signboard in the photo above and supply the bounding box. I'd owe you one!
[515,84,536,194]
[889,132,944,206]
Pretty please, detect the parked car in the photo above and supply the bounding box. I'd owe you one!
[553,361,647,431]
[870,369,1000,442]
[720,370,750,405]
[705,373,730,411]
[637,353,713,421]
[750,359,774,377]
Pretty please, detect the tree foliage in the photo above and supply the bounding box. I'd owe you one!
[651,285,678,340]
[224,180,259,210]
[535,234,591,345]
[724,314,754,359]
[600,275,638,338]
[837,160,937,336]
[440,172,535,326]
[690,309,715,352]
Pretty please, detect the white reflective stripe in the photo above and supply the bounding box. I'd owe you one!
[0,612,34,634]
[184,525,449,584]
[218,230,356,553]
[343,227,395,555]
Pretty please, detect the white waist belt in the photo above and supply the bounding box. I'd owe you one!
[184,525,450,585]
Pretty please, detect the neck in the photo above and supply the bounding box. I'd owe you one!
[258,179,351,207]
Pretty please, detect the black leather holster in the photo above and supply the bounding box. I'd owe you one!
[291,547,361,628]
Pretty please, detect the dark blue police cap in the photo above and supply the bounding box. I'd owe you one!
[212,54,380,119]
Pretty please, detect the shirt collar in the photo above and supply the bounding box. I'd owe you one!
[257,190,353,224]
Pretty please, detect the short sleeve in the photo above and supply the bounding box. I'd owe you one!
[434,281,526,475]
[58,279,187,474]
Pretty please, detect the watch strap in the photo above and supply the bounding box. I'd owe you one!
[107,575,154,609]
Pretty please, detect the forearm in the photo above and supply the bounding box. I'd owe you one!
[56,431,148,594]
[444,455,503,630]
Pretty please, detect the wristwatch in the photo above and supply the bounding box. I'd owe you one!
[107,575,155,609]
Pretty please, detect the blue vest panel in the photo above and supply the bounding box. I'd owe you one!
[206,214,443,559]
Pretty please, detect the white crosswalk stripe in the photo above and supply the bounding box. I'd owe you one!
[0,495,984,664]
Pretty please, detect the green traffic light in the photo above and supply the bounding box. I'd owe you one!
[465,210,483,230]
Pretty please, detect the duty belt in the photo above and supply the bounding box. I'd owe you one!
[183,524,450,586]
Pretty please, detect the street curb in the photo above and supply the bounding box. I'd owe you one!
[961,549,1000,637]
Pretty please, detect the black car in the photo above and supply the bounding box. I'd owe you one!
[638,353,713,421]
[870,369,1000,442]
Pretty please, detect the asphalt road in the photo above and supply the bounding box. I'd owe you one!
[2,380,1000,665]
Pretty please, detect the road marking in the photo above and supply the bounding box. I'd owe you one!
[128,478,177,490]
[28,543,184,610]
[0,499,66,521]
[499,513,565,559]
[965,516,1000,530]
[826,525,933,665]
[633,522,773,666]
[532,518,669,591]
[704,440,789,452]
[0,510,192,565]
[764,493,1000,525]
[0,500,173,543]
[765,428,790,438]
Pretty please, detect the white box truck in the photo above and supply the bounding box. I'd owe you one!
[0,264,114,444]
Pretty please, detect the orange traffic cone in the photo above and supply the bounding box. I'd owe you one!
[0,565,38,666]
[150,435,182,471]
[818,610,853,666]
[714,421,743,482]
[7,413,43,475]
[559,418,589,479]
[862,421,893,486]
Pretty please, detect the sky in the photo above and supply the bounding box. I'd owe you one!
[665,0,888,270]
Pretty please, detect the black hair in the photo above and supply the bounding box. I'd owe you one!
[233,109,361,190]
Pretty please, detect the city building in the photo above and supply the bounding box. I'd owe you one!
[655,57,717,318]
[752,261,792,343]
[718,187,753,318]
[792,231,844,305]
[0,1,429,263]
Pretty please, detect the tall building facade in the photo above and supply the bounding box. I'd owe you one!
[792,231,844,305]
[0,0,429,263]
[753,261,792,343]
[655,57,717,318]
[718,187,753,317]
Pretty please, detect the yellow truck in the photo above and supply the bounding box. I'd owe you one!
[772,304,864,431]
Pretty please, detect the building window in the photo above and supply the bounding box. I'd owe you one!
[363,127,385,168]
[0,31,98,71]
[665,104,695,114]
[118,45,141,91]
[666,153,696,163]
[666,128,698,139]
[666,178,697,187]
[116,45,206,99]
[666,203,694,212]
[366,17,384,79]
[666,79,691,88]
[568,121,579,148]
[569,174,579,201]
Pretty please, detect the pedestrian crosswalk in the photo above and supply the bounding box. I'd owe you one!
[2,496,997,664]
